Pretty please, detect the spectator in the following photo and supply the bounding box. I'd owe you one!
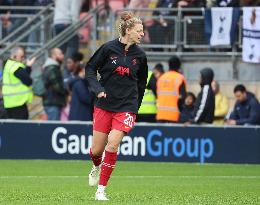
[128,0,151,17]
[177,0,205,8]
[147,63,165,97]
[2,46,36,119]
[216,0,240,7]
[206,0,216,7]
[60,95,70,121]
[0,96,7,119]
[137,70,157,122]
[42,48,67,120]
[153,63,165,81]
[28,0,54,50]
[137,63,164,122]
[240,0,260,6]
[157,55,187,123]
[64,52,84,88]
[68,66,93,121]
[212,80,229,125]
[53,0,82,59]
[147,0,176,50]
[179,92,196,123]
[190,67,215,124]
[226,84,260,125]
[0,0,34,40]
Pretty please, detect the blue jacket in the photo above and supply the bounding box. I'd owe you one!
[230,92,260,125]
[68,77,93,121]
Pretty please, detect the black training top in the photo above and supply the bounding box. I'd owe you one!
[85,38,148,114]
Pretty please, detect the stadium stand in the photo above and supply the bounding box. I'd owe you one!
[0,1,260,121]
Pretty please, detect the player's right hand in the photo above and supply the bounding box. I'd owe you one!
[26,57,36,67]
[97,92,107,98]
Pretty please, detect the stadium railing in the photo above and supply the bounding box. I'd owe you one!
[111,8,242,59]
[0,4,54,55]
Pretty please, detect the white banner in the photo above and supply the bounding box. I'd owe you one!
[242,7,260,63]
[210,7,233,46]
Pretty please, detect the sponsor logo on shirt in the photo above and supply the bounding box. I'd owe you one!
[113,66,130,76]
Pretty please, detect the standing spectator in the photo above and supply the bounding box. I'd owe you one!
[212,80,229,125]
[2,46,36,119]
[190,67,215,124]
[137,70,157,122]
[137,63,164,122]
[63,52,84,88]
[226,84,260,125]
[152,63,165,82]
[53,0,82,58]
[68,66,93,121]
[156,55,187,123]
[179,92,196,123]
[148,63,165,96]
[42,48,67,120]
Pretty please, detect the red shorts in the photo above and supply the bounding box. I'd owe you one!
[93,106,136,134]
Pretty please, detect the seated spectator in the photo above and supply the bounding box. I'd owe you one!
[189,67,215,124]
[226,84,260,126]
[179,92,196,123]
[212,80,229,125]
[68,66,93,121]
[147,0,176,50]
[128,0,151,17]
[177,0,205,8]
[216,0,240,7]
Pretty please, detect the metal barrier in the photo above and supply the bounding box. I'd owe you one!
[0,4,54,52]
[112,8,242,58]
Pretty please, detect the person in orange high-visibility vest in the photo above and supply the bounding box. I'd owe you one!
[156,55,187,123]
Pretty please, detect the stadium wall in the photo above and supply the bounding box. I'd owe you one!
[0,121,259,164]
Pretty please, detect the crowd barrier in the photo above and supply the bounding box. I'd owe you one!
[0,120,259,164]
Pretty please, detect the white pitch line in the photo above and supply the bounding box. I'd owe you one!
[0,176,260,179]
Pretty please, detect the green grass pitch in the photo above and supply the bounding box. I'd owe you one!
[0,160,260,205]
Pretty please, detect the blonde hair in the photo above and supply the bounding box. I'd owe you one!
[116,11,142,37]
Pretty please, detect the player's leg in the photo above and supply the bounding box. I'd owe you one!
[89,131,108,186]
[89,107,111,187]
[95,111,136,201]
[95,129,125,201]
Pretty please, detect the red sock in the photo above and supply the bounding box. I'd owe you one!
[99,150,118,186]
[90,148,102,167]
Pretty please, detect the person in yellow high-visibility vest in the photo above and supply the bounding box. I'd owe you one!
[138,71,157,122]
[2,46,36,119]
[137,64,165,122]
